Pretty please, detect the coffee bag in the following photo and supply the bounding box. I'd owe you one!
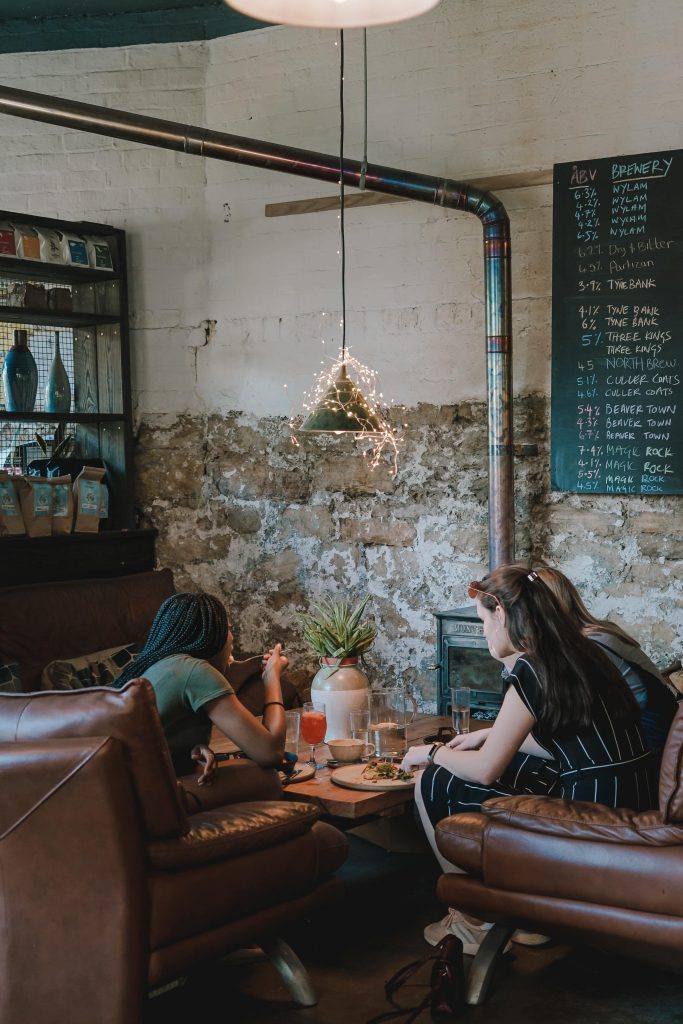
[0,472,25,536]
[50,475,74,536]
[73,466,106,533]
[16,475,52,538]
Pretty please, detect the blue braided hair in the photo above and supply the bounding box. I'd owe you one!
[114,591,228,687]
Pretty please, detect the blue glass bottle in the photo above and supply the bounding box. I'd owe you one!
[2,329,38,412]
[45,330,71,414]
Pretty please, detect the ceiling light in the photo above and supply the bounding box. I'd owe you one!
[225,0,440,29]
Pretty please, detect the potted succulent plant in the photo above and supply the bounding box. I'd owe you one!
[299,596,376,741]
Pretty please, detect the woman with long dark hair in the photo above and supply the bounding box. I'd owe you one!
[402,564,657,953]
[115,592,286,776]
[534,565,678,760]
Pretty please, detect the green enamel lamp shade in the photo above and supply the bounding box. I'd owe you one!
[300,363,384,434]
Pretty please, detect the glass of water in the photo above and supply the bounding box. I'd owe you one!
[451,687,471,735]
[285,709,301,753]
[349,709,371,758]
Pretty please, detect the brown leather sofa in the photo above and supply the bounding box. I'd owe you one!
[435,704,683,1002]
[0,567,298,711]
[0,680,348,1024]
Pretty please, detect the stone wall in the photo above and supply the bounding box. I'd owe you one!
[136,396,682,706]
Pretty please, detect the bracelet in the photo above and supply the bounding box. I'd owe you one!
[263,700,285,710]
[427,742,443,764]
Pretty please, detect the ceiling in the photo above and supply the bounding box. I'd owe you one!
[0,1,267,54]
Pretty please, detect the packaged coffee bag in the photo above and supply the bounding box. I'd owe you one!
[13,225,40,260]
[0,222,17,257]
[16,475,52,538]
[84,236,114,272]
[50,475,74,536]
[73,466,106,533]
[0,472,25,536]
[37,227,64,264]
[61,232,89,268]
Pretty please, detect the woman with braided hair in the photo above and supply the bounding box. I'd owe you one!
[115,592,287,777]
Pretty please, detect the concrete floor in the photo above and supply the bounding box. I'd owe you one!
[146,830,683,1024]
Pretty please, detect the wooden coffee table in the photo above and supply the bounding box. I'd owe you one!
[211,714,451,821]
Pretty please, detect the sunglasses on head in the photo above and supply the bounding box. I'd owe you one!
[467,582,500,605]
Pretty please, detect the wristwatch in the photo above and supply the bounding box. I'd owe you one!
[427,742,443,764]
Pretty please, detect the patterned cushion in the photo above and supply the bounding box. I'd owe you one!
[0,662,20,693]
[40,643,139,691]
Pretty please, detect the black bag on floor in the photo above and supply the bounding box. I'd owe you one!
[366,935,466,1023]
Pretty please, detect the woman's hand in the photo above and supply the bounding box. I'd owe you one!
[400,744,433,772]
[447,728,490,751]
[191,744,216,786]
[262,642,289,684]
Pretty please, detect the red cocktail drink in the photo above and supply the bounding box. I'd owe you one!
[301,711,326,745]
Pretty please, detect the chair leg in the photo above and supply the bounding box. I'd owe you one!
[259,936,318,1007]
[465,924,515,1006]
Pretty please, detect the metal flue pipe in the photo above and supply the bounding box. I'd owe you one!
[0,85,514,569]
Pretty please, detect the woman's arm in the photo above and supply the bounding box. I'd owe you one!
[205,644,288,769]
[404,688,536,784]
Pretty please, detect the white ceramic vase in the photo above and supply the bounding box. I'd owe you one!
[311,657,370,742]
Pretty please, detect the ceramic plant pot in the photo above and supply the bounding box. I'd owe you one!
[311,656,370,742]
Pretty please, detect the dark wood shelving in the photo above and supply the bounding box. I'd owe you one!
[1,210,133,529]
[0,305,120,327]
[0,256,120,285]
[0,529,157,587]
[0,412,124,423]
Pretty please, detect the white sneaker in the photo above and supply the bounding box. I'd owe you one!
[424,909,511,956]
[512,930,552,946]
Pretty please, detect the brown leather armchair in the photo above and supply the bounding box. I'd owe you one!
[0,680,348,1024]
[435,704,683,1004]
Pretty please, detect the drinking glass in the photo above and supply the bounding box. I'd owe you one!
[451,687,471,735]
[349,708,372,760]
[301,700,327,769]
[285,709,301,753]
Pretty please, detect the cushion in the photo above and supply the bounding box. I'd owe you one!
[41,643,139,691]
[660,703,683,823]
[0,662,20,693]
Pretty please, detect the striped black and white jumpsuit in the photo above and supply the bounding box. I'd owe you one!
[420,655,657,828]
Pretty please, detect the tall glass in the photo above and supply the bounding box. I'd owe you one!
[349,708,372,760]
[301,700,327,769]
[451,687,471,735]
[285,709,301,753]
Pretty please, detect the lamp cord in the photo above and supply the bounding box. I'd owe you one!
[338,28,346,362]
[360,28,368,190]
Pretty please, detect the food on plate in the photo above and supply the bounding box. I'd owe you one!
[361,760,414,784]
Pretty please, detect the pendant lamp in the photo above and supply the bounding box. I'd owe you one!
[291,32,400,470]
[225,0,440,29]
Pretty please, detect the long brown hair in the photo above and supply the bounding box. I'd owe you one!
[473,564,637,731]
[533,566,638,647]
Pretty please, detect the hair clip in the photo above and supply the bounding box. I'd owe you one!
[527,571,539,582]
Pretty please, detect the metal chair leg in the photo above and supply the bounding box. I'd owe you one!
[465,924,515,1005]
[259,936,318,1007]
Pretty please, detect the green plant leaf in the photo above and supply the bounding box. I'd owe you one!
[297,595,377,659]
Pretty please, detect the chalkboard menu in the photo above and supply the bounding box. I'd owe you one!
[551,149,682,494]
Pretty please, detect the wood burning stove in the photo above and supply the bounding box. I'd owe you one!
[434,605,505,720]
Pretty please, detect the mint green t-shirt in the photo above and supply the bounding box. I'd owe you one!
[144,653,234,775]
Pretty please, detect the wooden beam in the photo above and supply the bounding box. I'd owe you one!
[265,168,552,217]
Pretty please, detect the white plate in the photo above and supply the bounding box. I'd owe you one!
[330,763,415,791]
